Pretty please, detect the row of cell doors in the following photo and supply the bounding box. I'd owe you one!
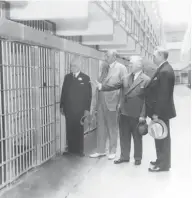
[0,38,101,190]
[0,39,61,189]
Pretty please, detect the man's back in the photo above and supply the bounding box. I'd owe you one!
[146,62,176,120]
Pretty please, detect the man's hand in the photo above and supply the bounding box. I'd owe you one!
[95,80,102,90]
[116,104,121,112]
[84,110,90,117]
[60,108,65,116]
[90,107,97,115]
[152,114,158,121]
[139,117,146,123]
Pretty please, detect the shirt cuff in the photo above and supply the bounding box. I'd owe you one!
[98,84,102,90]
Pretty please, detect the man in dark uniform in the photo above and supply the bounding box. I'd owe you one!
[146,47,176,172]
[60,57,92,156]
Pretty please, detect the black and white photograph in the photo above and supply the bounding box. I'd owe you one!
[0,0,191,197]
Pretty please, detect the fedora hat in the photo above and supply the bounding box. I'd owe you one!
[148,119,168,139]
[80,111,97,134]
[137,120,148,136]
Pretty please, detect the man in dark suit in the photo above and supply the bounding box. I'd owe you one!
[96,56,150,165]
[60,56,92,156]
[146,47,176,172]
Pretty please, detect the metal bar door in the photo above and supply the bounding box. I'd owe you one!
[0,40,36,189]
[37,47,60,164]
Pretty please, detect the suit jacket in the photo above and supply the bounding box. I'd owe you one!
[101,72,150,118]
[145,61,176,120]
[60,72,92,116]
[95,62,128,111]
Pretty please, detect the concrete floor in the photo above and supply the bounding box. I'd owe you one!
[1,85,191,198]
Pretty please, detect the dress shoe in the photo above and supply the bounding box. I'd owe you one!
[148,166,169,172]
[89,153,106,158]
[135,160,141,166]
[150,160,159,166]
[77,153,85,157]
[108,153,116,160]
[114,158,129,164]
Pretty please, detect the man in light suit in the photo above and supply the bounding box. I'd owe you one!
[96,56,150,165]
[146,47,176,172]
[89,50,128,160]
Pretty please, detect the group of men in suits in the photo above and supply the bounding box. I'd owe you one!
[60,46,176,172]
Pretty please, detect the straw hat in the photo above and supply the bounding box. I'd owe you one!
[148,119,168,139]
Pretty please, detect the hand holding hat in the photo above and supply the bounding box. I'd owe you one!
[148,118,168,139]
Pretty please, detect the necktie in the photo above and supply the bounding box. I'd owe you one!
[98,65,110,83]
[130,73,135,85]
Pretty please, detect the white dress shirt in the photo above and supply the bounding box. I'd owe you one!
[109,61,117,69]
[73,71,80,78]
[133,70,142,81]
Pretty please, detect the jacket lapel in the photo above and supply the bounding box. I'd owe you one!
[147,61,168,87]
[124,73,144,96]
[76,72,81,79]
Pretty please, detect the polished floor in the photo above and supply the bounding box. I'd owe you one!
[0,85,191,198]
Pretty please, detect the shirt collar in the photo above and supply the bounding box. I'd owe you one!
[158,61,167,68]
[74,71,80,77]
[134,70,142,80]
[109,61,116,68]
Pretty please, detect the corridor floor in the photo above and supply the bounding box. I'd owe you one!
[1,85,191,198]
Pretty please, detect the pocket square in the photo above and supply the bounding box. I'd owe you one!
[153,77,157,80]
[80,83,84,85]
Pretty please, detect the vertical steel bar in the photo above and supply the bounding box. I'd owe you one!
[13,42,19,178]
[29,47,34,166]
[5,41,10,183]
[0,40,6,185]
[46,48,50,158]
[43,48,47,161]
[3,40,8,184]
[18,43,22,174]
[0,40,4,186]
[23,45,27,171]
[26,45,31,168]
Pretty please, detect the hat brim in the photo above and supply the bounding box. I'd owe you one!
[148,119,168,139]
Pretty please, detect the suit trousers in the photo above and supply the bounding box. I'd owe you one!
[155,119,171,169]
[96,103,118,154]
[119,114,142,161]
[65,112,84,154]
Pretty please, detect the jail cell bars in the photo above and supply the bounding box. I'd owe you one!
[64,53,74,75]
[0,40,36,189]
[0,39,61,189]
[54,52,61,154]
[37,47,60,163]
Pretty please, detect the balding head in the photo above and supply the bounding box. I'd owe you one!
[129,55,143,74]
[104,50,117,64]
[153,46,169,66]
[70,56,81,73]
